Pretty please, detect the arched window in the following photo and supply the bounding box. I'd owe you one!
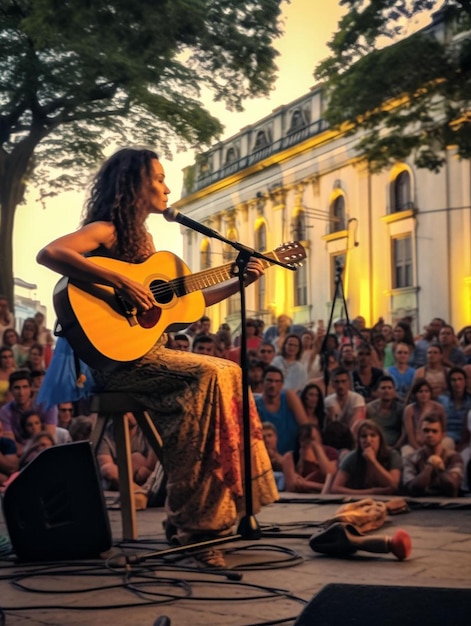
[289,109,306,133]
[225,147,237,165]
[330,195,346,233]
[253,130,268,151]
[391,170,412,212]
[255,222,267,312]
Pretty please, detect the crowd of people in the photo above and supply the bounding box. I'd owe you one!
[164,311,471,499]
[2,289,471,503]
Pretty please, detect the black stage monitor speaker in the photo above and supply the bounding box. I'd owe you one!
[2,441,112,561]
[294,583,470,626]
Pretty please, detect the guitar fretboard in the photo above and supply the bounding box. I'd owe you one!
[167,252,276,297]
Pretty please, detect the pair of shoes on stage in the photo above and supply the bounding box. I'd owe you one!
[162,519,227,569]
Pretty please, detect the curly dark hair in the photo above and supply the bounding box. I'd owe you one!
[82,147,159,262]
[299,383,326,430]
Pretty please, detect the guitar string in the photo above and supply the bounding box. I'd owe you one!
[145,248,303,299]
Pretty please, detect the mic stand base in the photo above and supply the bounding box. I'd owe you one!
[237,514,262,540]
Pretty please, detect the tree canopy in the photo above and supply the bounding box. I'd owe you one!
[0,0,284,305]
[315,0,471,173]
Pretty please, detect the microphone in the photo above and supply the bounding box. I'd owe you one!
[163,207,221,239]
[310,523,412,561]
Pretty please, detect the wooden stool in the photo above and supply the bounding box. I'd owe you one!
[89,392,163,540]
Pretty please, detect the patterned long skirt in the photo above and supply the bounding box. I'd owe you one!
[94,343,278,536]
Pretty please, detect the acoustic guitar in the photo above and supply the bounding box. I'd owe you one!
[53,242,306,369]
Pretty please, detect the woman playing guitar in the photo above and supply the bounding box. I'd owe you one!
[37,147,278,569]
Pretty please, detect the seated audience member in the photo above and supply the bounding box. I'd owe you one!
[97,412,158,490]
[299,382,326,431]
[366,376,405,449]
[0,419,18,486]
[2,328,20,353]
[233,318,262,350]
[214,337,231,359]
[1,431,56,492]
[262,421,284,472]
[19,409,70,453]
[461,412,471,491]
[263,314,293,354]
[381,322,394,345]
[324,367,366,433]
[457,325,471,362]
[248,360,265,395]
[386,342,416,401]
[0,370,57,443]
[255,366,308,454]
[413,344,449,399]
[403,415,463,497]
[322,420,354,455]
[300,328,325,380]
[371,331,387,368]
[262,421,285,491]
[192,334,215,356]
[172,333,191,351]
[30,369,46,398]
[308,350,338,397]
[57,402,74,430]
[383,321,415,368]
[465,364,471,394]
[332,317,346,345]
[0,346,16,407]
[21,431,55,466]
[281,423,338,493]
[402,379,448,456]
[24,343,46,372]
[13,318,40,368]
[34,310,54,352]
[352,343,384,402]
[18,410,43,455]
[257,341,276,367]
[438,367,471,451]
[412,318,444,368]
[338,343,356,375]
[329,420,402,495]
[0,294,14,337]
[439,324,466,368]
[69,416,94,442]
[271,333,308,391]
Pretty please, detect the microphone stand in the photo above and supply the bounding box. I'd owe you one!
[132,226,296,566]
[230,244,294,537]
[207,235,296,537]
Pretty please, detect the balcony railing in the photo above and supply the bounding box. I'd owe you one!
[186,119,329,195]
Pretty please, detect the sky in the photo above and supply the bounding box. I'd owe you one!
[14,0,346,325]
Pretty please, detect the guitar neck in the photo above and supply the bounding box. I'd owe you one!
[170,252,277,295]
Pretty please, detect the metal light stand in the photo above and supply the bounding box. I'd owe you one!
[320,261,365,389]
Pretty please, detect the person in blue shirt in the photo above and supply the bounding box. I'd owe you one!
[438,367,471,450]
[255,366,308,454]
[387,342,416,401]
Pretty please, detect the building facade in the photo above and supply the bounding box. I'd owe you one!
[174,59,470,336]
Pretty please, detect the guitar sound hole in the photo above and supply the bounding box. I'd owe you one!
[151,280,173,304]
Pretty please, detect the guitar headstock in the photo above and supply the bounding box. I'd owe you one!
[273,241,307,268]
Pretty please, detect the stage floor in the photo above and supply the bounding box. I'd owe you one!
[1,493,470,626]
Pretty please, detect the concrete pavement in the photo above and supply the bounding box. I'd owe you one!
[0,494,470,625]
